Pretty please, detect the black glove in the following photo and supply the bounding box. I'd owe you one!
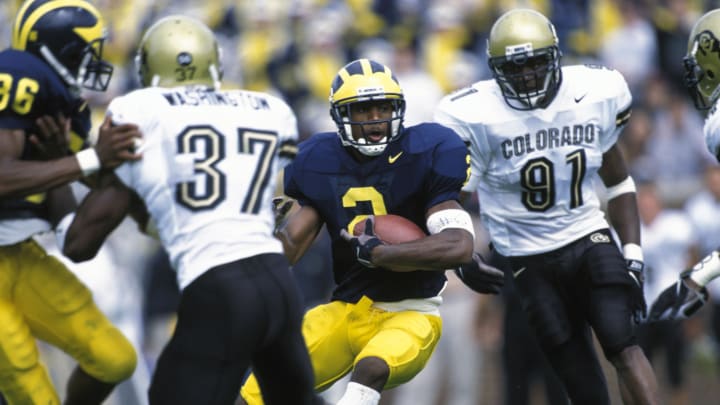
[454,252,505,294]
[271,196,295,235]
[341,217,385,268]
[626,259,647,324]
[648,269,709,322]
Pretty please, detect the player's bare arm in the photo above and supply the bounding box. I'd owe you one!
[598,143,641,246]
[62,173,133,262]
[0,127,87,197]
[46,184,77,226]
[599,142,646,322]
[0,116,142,198]
[275,203,324,264]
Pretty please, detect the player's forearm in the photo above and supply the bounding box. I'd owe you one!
[372,229,474,272]
[63,179,131,261]
[277,205,323,264]
[606,193,641,246]
[0,156,85,198]
[46,184,77,226]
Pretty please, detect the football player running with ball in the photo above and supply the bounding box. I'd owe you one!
[237,58,503,405]
[57,15,322,405]
[647,9,720,323]
[434,9,659,405]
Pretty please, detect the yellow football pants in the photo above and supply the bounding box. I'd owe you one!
[240,295,442,404]
[0,239,137,404]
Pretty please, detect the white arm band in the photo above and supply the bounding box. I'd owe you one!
[426,209,475,240]
[689,250,720,287]
[54,212,76,252]
[623,243,643,262]
[605,176,636,200]
[75,148,101,176]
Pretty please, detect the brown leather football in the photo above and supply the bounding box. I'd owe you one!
[353,214,426,244]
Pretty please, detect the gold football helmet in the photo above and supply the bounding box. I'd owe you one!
[329,59,405,156]
[136,15,222,88]
[12,0,113,92]
[685,9,720,110]
[486,9,562,110]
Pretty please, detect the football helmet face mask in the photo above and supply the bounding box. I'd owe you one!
[329,59,405,156]
[136,15,223,88]
[684,10,720,111]
[12,0,113,93]
[487,9,562,110]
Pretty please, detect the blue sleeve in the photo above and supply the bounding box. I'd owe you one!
[424,131,469,210]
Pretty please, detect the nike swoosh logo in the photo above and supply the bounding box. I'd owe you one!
[574,94,587,103]
[513,267,527,278]
[388,151,403,164]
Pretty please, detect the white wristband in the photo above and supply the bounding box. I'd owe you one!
[426,209,476,239]
[623,243,643,262]
[605,176,636,200]
[689,250,720,287]
[55,212,76,252]
[75,148,101,176]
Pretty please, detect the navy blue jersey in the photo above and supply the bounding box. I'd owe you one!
[0,49,92,220]
[285,123,470,303]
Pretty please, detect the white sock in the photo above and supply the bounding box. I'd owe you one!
[335,382,380,405]
[689,250,720,287]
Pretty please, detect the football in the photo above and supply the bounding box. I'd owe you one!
[353,214,426,244]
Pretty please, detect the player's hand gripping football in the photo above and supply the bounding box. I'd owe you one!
[340,216,385,268]
[648,269,710,322]
[626,258,647,323]
[454,252,505,294]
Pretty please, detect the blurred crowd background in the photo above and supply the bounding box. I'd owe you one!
[3,0,720,404]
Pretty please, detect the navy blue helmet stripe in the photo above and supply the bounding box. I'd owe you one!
[344,60,363,76]
[331,76,344,93]
[368,60,385,74]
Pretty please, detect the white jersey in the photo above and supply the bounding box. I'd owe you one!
[704,103,720,159]
[435,65,632,256]
[109,86,297,290]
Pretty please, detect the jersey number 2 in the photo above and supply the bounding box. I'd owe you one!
[175,125,277,214]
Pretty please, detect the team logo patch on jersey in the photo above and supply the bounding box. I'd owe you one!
[590,232,610,243]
